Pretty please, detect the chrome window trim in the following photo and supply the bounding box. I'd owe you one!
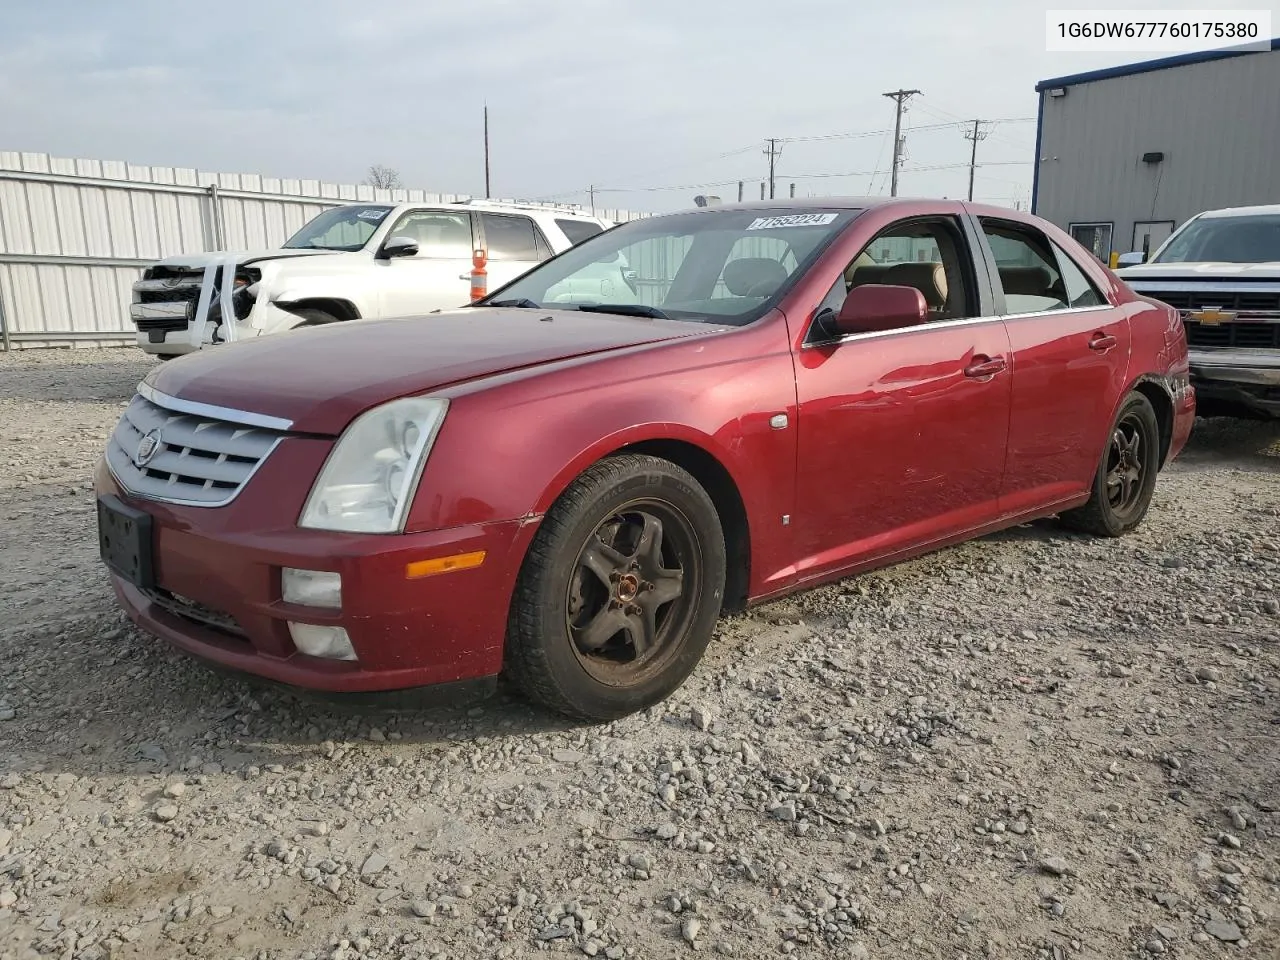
[1125,281,1280,293]
[137,381,295,431]
[802,304,1115,349]
[105,435,286,509]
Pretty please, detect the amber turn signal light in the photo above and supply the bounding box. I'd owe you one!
[405,550,486,579]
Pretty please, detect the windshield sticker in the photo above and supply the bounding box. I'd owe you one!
[746,213,838,230]
[355,208,390,221]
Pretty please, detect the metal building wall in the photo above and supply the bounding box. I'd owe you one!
[1033,47,1280,261]
[0,152,643,350]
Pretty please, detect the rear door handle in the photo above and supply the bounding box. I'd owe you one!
[1088,333,1118,352]
[963,355,1007,379]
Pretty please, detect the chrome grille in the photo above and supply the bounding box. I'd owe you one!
[106,393,287,506]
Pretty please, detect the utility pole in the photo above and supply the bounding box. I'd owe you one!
[963,119,989,201]
[763,139,780,199]
[882,89,920,197]
[588,185,595,215]
[737,181,744,202]
[483,103,491,199]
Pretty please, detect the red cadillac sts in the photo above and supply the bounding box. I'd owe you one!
[96,199,1195,720]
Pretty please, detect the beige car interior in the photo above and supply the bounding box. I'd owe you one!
[841,225,970,322]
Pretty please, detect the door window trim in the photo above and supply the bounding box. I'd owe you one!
[800,303,1114,350]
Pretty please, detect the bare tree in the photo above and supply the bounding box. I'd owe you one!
[364,165,403,190]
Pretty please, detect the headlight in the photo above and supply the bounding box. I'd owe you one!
[299,397,449,533]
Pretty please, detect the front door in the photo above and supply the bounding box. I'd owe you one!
[376,208,477,317]
[974,216,1132,514]
[792,215,1012,581]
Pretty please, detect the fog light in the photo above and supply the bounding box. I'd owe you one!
[288,623,357,661]
[282,568,342,608]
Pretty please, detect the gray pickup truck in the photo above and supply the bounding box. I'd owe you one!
[1117,204,1280,419]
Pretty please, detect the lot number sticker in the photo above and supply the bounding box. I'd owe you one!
[746,213,838,230]
[356,208,391,221]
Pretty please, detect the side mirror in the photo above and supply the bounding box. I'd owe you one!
[834,284,929,336]
[1116,251,1146,267]
[379,236,419,259]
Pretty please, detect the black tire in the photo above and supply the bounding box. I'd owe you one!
[506,454,727,721]
[1060,391,1161,537]
[292,308,339,328]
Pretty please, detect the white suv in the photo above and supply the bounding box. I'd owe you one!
[129,201,627,357]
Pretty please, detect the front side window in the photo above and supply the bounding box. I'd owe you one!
[385,210,475,258]
[481,213,545,261]
[283,205,393,251]
[982,219,1072,314]
[1153,214,1280,264]
[483,208,858,325]
[810,216,977,340]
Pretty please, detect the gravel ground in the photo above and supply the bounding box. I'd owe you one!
[1,346,1278,960]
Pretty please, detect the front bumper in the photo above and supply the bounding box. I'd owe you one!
[95,459,530,695]
[1188,348,1280,416]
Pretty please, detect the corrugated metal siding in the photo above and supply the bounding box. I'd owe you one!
[0,151,646,348]
[1035,48,1280,256]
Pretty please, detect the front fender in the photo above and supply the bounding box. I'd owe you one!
[404,319,801,589]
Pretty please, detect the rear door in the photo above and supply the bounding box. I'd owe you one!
[477,213,553,290]
[971,215,1131,514]
[791,212,1012,581]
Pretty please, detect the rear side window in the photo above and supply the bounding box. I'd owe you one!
[980,219,1070,314]
[481,213,544,261]
[1051,241,1107,308]
[556,218,604,246]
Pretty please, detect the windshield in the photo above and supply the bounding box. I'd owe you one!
[1154,214,1280,264]
[482,208,858,325]
[282,205,394,251]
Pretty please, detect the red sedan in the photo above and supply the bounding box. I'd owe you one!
[96,199,1195,720]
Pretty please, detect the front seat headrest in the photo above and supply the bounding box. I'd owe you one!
[881,262,948,309]
[723,258,790,298]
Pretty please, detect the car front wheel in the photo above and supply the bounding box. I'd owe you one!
[506,454,726,721]
[1060,391,1161,537]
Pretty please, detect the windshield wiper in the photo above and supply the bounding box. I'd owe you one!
[574,303,671,320]
[484,298,542,308]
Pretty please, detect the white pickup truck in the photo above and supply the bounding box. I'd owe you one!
[1117,204,1280,420]
[130,200,629,357]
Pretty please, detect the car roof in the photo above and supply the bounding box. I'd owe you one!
[1195,204,1280,219]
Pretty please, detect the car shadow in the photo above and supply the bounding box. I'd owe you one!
[1174,416,1280,473]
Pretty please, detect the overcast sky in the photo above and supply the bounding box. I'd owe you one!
[1,0,1272,214]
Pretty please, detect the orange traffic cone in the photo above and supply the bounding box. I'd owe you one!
[470,248,488,301]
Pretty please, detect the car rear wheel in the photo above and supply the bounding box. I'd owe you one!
[1060,391,1160,537]
[506,454,726,721]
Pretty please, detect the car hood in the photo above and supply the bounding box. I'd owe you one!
[145,308,714,434]
[154,249,340,269]
[1119,261,1280,282]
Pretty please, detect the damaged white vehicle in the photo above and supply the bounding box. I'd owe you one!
[129,201,629,357]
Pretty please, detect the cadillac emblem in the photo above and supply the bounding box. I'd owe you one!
[134,429,162,468]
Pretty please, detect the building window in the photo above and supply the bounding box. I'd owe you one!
[1068,222,1114,264]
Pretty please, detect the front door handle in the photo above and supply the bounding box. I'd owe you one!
[1089,333,1118,352]
[963,355,1007,379]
